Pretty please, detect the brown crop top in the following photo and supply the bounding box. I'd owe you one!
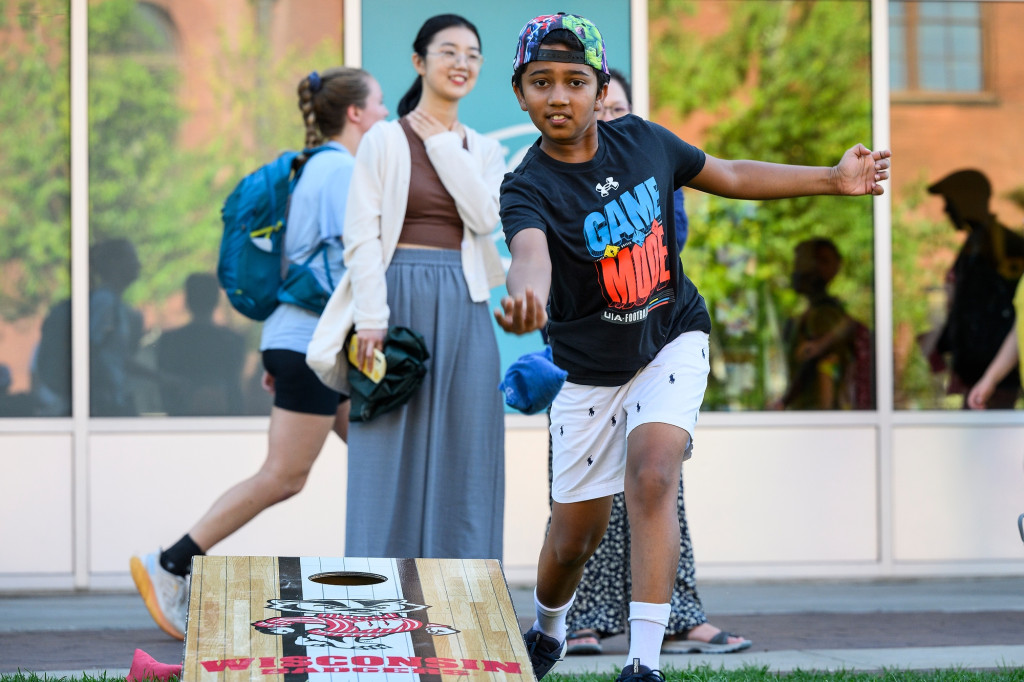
[397,116,466,250]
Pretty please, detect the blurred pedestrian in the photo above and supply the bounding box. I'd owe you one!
[129,65,388,640]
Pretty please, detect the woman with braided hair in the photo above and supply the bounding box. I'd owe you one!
[129,67,388,641]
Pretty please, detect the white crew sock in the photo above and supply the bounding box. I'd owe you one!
[533,588,575,643]
[626,601,670,670]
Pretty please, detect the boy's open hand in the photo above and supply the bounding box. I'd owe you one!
[834,143,891,196]
[494,287,548,335]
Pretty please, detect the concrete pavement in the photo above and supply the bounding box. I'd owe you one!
[1,577,1023,677]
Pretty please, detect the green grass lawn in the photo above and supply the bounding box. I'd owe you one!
[3,667,1023,682]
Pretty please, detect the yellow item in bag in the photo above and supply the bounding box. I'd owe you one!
[347,335,387,384]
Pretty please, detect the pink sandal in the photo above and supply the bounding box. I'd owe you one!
[565,629,603,655]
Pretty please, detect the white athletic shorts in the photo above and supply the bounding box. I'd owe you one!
[549,330,710,504]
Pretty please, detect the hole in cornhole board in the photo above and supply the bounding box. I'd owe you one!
[309,571,388,586]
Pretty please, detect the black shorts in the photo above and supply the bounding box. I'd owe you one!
[261,349,347,416]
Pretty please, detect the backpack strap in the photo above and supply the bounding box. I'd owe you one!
[298,243,336,292]
[321,246,335,291]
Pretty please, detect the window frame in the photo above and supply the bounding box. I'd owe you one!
[889,1,997,105]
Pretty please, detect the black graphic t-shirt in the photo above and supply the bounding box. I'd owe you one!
[501,114,712,386]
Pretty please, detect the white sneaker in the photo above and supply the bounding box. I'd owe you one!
[130,551,189,640]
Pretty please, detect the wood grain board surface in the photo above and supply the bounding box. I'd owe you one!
[181,557,533,682]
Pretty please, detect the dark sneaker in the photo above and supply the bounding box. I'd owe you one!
[523,627,567,680]
[615,658,666,682]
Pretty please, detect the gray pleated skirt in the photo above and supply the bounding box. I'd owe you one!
[344,248,505,560]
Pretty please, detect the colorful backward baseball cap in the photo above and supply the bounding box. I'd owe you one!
[512,12,609,76]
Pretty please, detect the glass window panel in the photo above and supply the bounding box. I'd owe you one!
[918,2,947,19]
[946,2,981,20]
[902,0,983,95]
[87,0,343,416]
[917,25,945,57]
[918,58,948,90]
[133,3,177,53]
[0,2,72,418]
[891,2,1024,410]
[649,0,875,411]
[890,55,907,91]
[890,69,907,92]
[951,62,981,92]
[952,28,981,60]
[889,5,907,91]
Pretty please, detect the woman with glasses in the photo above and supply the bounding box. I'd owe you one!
[338,14,507,560]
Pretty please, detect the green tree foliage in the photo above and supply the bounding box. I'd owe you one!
[0,0,72,320]
[89,0,340,310]
[649,0,874,409]
[87,0,198,302]
[1,0,339,322]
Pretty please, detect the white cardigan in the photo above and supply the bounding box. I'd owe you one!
[307,119,506,393]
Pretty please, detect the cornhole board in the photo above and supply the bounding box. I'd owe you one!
[181,556,534,682]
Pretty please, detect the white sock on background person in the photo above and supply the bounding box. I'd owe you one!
[626,601,670,669]
[533,588,575,643]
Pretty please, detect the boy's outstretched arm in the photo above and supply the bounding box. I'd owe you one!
[689,144,891,199]
[494,228,551,335]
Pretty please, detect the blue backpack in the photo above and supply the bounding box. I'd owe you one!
[218,146,338,321]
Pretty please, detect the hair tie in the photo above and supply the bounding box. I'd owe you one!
[308,71,322,93]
